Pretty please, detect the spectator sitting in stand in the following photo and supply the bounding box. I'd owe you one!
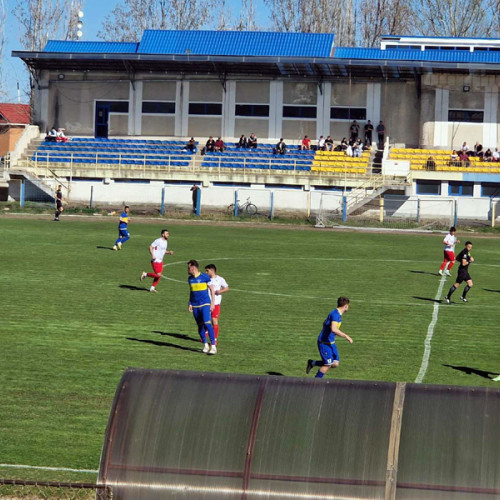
[248,133,258,149]
[353,141,363,157]
[459,150,470,167]
[56,128,69,143]
[449,150,460,167]
[317,135,326,151]
[325,135,334,151]
[301,135,311,150]
[205,136,216,153]
[237,134,248,148]
[483,148,492,161]
[184,137,197,153]
[215,137,225,152]
[474,141,483,158]
[46,127,58,142]
[426,156,436,171]
[345,143,353,157]
[273,138,287,155]
[461,141,470,154]
[492,148,500,161]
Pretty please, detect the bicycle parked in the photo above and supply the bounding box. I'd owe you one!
[227,197,258,215]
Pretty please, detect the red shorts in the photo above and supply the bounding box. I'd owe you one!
[152,261,163,275]
[443,250,455,262]
[211,304,221,319]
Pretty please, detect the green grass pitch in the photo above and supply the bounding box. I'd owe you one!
[0,216,499,482]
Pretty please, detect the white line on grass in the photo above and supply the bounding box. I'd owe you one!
[0,463,98,473]
[414,275,448,384]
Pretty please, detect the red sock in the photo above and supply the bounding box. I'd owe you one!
[214,324,219,341]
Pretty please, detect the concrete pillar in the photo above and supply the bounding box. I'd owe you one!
[176,80,189,138]
[483,90,498,147]
[366,83,381,125]
[39,71,50,133]
[269,81,283,140]
[128,80,142,136]
[316,82,331,138]
[222,80,236,139]
[433,88,449,147]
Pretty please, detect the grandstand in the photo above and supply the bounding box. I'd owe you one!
[4,30,500,220]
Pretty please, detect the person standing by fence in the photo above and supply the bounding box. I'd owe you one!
[54,185,63,221]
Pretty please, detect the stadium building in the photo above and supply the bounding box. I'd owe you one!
[10,30,500,222]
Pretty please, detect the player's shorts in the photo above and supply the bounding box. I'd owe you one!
[193,305,212,325]
[317,341,339,366]
[118,229,129,238]
[151,261,163,275]
[443,250,455,262]
[211,304,221,319]
[56,201,63,210]
[456,268,471,284]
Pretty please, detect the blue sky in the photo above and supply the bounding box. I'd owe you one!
[4,0,269,104]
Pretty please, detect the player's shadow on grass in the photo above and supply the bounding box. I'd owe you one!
[409,270,440,277]
[96,245,115,251]
[119,284,149,292]
[127,337,201,353]
[443,364,499,380]
[266,371,284,376]
[484,288,500,293]
[413,296,442,304]
[152,330,199,343]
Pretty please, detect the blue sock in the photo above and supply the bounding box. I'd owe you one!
[315,371,325,378]
[205,323,215,344]
[314,361,324,367]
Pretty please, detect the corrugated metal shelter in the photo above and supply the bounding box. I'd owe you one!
[98,369,500,499]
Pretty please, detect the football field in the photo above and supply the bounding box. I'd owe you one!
[1,216,499,482]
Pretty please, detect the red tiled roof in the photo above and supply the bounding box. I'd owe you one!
[0,103,30,125]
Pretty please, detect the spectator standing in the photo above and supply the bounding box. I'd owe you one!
[350,120,360,141]
[364,120,374,146]
[273,138,287,155]
[248,133,258,149]
[190,184,200,213]
[376,121,385,149]
[301,135,311,150]
[54,184,63,221]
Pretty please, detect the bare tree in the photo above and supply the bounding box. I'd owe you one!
[0,0,7,97]
[358,0,412,47]
[413,0,500,38]
[97,0,218,41]
[13,0,83,51]
[235,0,259,31]
[264,0,356,45]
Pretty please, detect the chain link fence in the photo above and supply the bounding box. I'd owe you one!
[0,479,111,499]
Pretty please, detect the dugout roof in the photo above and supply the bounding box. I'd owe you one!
[13,30,500,80]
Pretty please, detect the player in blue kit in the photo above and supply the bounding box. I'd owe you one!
[113,206,130,251]
[187,259,217,355]
[306,296,353,379]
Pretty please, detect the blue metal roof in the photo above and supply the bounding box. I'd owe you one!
[334,47,500,63]
[137,30,335,57]
[43,41,139,53]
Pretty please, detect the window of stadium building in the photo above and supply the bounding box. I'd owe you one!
[282,106,317,119]
[448,110,484,123]
[416,180,441,195]
[235,104,270,117]
[97,101,129,113]
[481,183,500,197]
[188,103,222,115]
[449,182,474,196]
[330,107,367,121]
[142,102,175,114]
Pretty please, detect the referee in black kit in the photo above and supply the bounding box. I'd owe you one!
[445,241,474,303]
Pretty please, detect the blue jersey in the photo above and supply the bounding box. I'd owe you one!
[318,309,342,344]
[118,212,129,230]
[188,273,212,308]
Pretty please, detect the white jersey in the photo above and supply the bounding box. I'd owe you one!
[444,233,457,252]
[209,275,228,305]
[151,238,168,263]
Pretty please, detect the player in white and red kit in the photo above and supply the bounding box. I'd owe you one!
[439,226,460,277]
[205,264,230,344]
[140,229,173,292]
